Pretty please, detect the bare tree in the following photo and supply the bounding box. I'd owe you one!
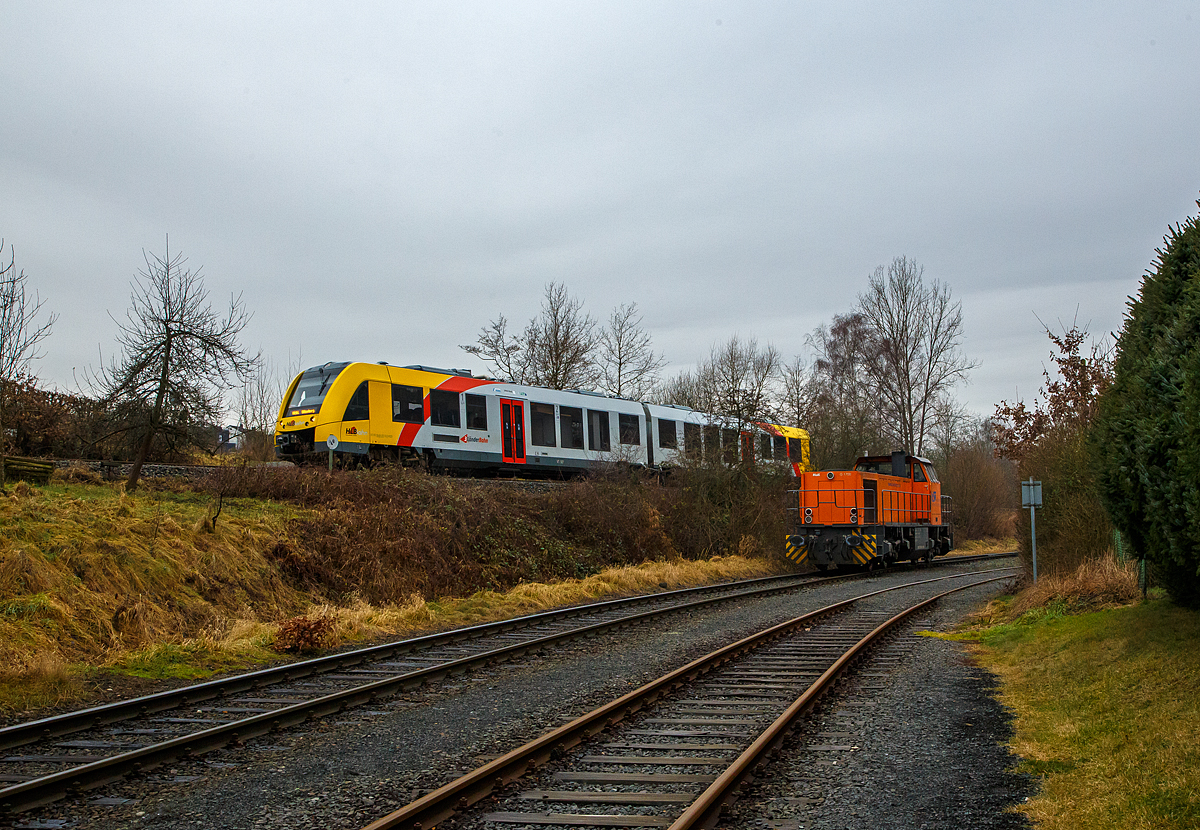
[776,355,819,435]
[653,369,704,410]
[855,256,975,456]
[697,335,780,428]
[800,313,886,468]
[236,352,302,461]
[462,282,599,389]
[597,302,664,400]
[0,240,57,488]
[523,283,599,389]
[460,314,527,383]
[98,243,256,490]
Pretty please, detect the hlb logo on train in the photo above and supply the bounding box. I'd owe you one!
[461,435,489,444]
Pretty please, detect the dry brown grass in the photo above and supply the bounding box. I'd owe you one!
[1008,555,1141,616]
[0,481,309,689]
[1,466,794,712]
[962,556,1140,631]
[950,537,1019,556]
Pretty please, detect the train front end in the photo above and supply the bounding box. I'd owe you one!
[784,451,952,571]
[274,361,352,460]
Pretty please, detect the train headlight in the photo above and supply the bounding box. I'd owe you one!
[803,507,813,523]
[850,508,858,524]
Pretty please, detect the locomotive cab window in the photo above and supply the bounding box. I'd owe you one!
[619,413,640,445]
[913,463,927,482]
[392,384,424,424]
[343,381,370,421]
[531,403,557,447]
[465,394,488,430]
[560,406,585,449]
[587,410,611,452]
[658,418,677,449]
[430,389,460,428]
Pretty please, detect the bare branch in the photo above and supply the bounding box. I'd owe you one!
[597,302,664,400]
[0,239,58,487]
[97,243,256,489]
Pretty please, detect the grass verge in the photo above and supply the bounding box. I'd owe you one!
[944,558,1199,829]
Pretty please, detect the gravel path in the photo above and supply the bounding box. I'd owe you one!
[12,562,1032,830]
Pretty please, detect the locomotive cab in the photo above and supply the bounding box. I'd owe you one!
[784,450,954,571]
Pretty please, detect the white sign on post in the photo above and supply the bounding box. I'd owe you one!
[1021,480,1042,508]
[1023,479,1041,583]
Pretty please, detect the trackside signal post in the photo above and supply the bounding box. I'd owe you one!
[1022,479,1042,583]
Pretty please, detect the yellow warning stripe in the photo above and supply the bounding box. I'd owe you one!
[784,537,809,566]
[849,532,878,566]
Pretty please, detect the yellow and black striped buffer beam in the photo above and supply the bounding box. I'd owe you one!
[783,536,808,566]
[847,530,878,566]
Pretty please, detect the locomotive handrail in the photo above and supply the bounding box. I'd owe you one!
[879,487,933,524]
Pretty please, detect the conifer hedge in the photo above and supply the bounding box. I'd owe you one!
[1093,201,1200,606]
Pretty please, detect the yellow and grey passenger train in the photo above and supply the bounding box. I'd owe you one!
[274,361,810,474]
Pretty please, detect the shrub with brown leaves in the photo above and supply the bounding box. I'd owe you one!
[273,614,335,654]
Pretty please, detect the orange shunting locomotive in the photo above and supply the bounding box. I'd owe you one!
[785,451,954,571]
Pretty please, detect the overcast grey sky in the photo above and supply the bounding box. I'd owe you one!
[2,1,1197,418]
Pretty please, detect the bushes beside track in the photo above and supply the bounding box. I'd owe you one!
[202,463,795,604]
[0,465,794,710]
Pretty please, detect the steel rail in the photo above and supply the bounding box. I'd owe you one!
[0,560,1007,813]
[0,572,821,753]
[0,550,1012,755]
[669,574,1012,830]
[359,567,1018,830]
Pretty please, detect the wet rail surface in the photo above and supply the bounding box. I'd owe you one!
[360,568,1018,830]
[0,554,1010,813]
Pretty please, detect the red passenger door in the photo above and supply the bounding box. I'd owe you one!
[500,399,526,464]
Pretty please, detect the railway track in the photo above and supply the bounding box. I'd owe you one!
[0,554,1010,814]
[360,567,1017,830]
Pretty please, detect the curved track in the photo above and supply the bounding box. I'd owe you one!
[361,567,1017,830]
[0,554,1010,813]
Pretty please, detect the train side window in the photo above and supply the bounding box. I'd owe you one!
[658,418,677,449]
[560,406,585,449]
[531,403,557,447]
[913,463,927,482]
[619,413,640,445]
[759,434,773,459]
[430,389,460,428]
[392,384,424,424]
[587,410,611,452]
[773,436,787,458]
[721,428,738,463]
[787,437,803,461]
[465,394,488,430]
[684,422,701,457]
[703,425,720,463]
[344,382,370,421]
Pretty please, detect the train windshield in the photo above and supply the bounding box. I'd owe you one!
[855,458,908,476]
[285,363,349,416]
